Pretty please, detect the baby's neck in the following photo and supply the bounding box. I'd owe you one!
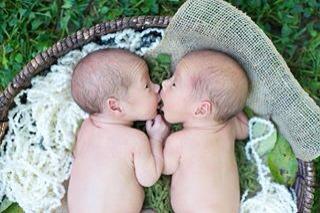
[183,118,228,133]
[90,112,133,127]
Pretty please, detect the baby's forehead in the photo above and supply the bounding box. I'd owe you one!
[176,50,239,77]
[180,51,224,68]
[90,50,148,75]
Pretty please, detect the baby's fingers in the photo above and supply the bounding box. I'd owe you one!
[156,115,170,130]
[146,119,154,131]
[153,114,164,126]
[155,115,170,134]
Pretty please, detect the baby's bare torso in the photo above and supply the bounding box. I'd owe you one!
[67,118,144,213]
[171,123,239,213]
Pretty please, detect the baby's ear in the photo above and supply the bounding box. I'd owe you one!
[194,100,212,118]
[106,97,122,114]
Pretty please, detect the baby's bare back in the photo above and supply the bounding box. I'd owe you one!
[171,125,240,212]
[67,118,144,213]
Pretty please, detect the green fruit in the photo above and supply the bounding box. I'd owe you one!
[0,198,13,212]
[2,203,23,213]
[251,120,277,157]
[268,134,298,186]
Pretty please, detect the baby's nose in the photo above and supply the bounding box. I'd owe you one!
[153,84,161,103]
[154,84,160,94]
[161,79,168,90]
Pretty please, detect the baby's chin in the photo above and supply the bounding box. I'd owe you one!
[162,114,173,123]
[162,109,180,124]
[140,108,158,120]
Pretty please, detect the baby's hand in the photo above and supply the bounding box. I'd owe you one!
[146,114,170,142]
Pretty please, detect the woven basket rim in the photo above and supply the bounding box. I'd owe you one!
[0,15,316,212]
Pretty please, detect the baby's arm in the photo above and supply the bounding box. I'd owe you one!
[163,133,181,175]
[133,115,169,187]
[234,111,249,140]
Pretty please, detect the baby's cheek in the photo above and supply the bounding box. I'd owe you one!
[162,99,174,117]
[147,95,158,112]
[166,96,176,109]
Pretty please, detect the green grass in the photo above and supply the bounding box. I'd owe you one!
[0,0,319,212]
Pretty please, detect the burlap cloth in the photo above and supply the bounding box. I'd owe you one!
[145,0,320,161]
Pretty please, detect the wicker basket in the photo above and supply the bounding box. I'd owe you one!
[0,16,316,213]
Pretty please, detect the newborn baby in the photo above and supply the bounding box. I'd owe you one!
[160,50,249,212]
[68,49,169,213]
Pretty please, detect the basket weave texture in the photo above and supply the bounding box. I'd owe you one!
[0,16,315,213]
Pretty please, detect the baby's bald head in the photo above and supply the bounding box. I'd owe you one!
[71,49,147,114]
[179,50,249,122]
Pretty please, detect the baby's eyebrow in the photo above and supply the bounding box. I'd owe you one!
[139,73,147,82]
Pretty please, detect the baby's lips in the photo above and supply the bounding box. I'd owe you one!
[157,99,164,109]
[146,119,154,129]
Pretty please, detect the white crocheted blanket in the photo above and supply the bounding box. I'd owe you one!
[0,28,296,213]
[240,117,297,213]
[0,28,164,213]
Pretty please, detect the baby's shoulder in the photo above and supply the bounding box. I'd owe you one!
[166,130,186,142]
[121,128,149,145]
[128,128,148,139]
